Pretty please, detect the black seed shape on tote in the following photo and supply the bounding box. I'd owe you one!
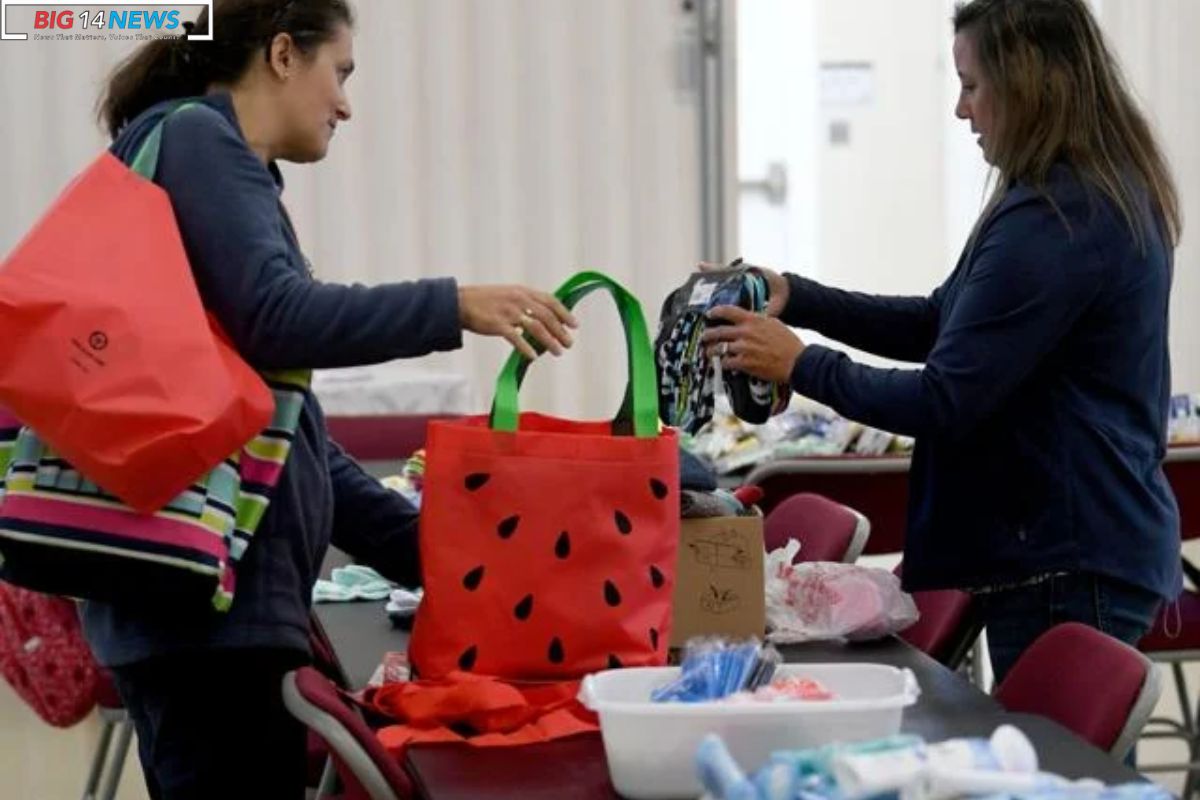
[464,473,491,491]
[650,479,669,500]
[514,594,534,621]
[462,565,485,591]
[614,510,632,535]
[548,637,565,664]
[458,646,478,671]
[604,580,622,607]
[607,654,623,669]
[650,628,660,650]
[650,565,665,589]
[555,531,571,559]
[497,515,520,539]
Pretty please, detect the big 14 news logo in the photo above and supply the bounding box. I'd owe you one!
[32,8,183,31]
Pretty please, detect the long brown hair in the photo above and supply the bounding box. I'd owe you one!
[98,0,353,139]
[954,0,1181,250]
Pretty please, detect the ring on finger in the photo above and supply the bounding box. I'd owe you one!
[718,342,730,357]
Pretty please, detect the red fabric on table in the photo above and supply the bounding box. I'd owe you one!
[366,671,598,760]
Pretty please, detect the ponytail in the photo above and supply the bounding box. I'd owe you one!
[98,0,354,140]
[98,23,207,139]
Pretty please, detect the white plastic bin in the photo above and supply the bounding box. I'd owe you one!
[579,662,920,800]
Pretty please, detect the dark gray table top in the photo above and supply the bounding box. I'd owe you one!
[312,598,402,688]
[311,600,1142,789]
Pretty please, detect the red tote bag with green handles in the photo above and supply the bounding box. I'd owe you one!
[410,272,680,680]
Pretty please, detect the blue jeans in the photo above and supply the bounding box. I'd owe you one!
[979,572,1161,686]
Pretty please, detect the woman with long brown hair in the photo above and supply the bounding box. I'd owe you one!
[706,0,1181,683]
[82,1,575,796]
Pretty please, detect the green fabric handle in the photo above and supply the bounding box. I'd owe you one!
[490,271,659,438]
[129,101,200,180]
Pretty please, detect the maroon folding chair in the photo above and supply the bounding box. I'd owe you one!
[893,562,982,671]
[324,414,455,463]
[282,667,413,800]
[995,622,1162,759]
[762,492,870,563]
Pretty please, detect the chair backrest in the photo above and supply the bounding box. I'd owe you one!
[325,414,455,462]
[994,622,1162,758]
[893,562,982,670]
[282,667,413,800]
[763,493,870,563]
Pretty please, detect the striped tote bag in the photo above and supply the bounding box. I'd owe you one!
[0,370,309,612]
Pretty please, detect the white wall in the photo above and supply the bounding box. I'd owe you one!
[735,0,819,275]
[815,0,950,310]
[1096,0,1200,394]
[0,1,710,420]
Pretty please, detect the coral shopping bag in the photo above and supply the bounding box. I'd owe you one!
[410,272,680,679]
[0,102,273,513]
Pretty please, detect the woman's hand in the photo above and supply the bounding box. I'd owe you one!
[752,266,790,318]
[698,262,790,317]
[702,306,805,384]
[458,285,579,360]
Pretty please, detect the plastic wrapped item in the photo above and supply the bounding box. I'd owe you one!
[834,724,1161,800]
[696,725,1172,800]
[743,677,834,702]
[385,587,424,628]
[971,783,1173,800]
[380,448,427,508]
[852,427,895,456]
[764,541,919,644]
[367,650,413,688]
[1170,393,1200,444]
[683,405,915,477]
[698,732,923,800]
[652,638,780,703]
[832,724,1036,799]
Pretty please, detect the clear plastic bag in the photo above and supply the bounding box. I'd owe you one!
[652,638,780,703]
[764,540,919,644]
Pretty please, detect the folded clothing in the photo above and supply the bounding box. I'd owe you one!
[366,671,598,760]
[680,447,718,492]
[681,489,754,519]
[312,564,396,603]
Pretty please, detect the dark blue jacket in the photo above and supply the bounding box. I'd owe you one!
[788,167,1181,599]
[83,93,463,666]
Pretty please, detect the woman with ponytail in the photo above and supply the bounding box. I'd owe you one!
[85,2,576,796]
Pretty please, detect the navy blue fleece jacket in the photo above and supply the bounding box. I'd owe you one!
[83,93,462,666]
[787,167,1180,599]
